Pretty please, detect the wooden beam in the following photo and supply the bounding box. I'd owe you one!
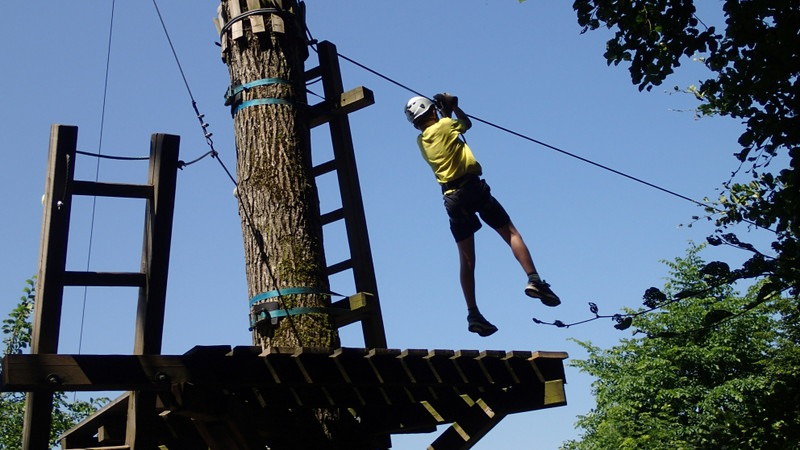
[24,124,79,450]
[308,86,375,128]
[3,349,567,394]
[71,180,152,199]
[63,271,146,287]
[60,393,130,448]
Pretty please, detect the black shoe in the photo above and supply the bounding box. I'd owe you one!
[467,313,498,337]
[525,280,561,307]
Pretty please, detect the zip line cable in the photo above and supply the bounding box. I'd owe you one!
[333,51,779,233]
[335,51,713,211]
[465,115,709,209]
[77,0,117,360]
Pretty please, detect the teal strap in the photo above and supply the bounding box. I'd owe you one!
[250,286,319,306]
[233,98,292,115]
[270,306,338,319]
[249,286,342,307]
[248,287,343,329]
[226,77,290,99]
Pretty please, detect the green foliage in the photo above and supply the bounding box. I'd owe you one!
[563,245,800,449]
[0,278,107,449]
[571,0,799,304]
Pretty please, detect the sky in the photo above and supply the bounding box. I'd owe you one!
[0,1,774,449]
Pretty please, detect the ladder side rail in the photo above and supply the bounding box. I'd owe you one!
[127,133,180,449]
[316,41,387,348]
[23,124,79,450]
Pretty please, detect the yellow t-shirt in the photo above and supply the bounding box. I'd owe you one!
[417,117,482,184]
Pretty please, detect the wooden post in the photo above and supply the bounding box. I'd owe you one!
[127,133,180,448]
[22,124,78,450]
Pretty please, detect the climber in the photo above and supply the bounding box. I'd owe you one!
[404,93,561,337]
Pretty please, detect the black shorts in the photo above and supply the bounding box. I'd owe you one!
[443,178,511,242]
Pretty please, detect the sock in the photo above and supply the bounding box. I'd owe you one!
[467,306,480,316]
[527,272,541,283]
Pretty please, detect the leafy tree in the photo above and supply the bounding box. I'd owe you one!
[0,278,107,449]
[568,0,799,308]
[562,244,800,450]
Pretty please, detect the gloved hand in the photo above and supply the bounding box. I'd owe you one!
[433,93,458,116]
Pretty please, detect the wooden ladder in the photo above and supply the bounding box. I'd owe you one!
[22,125,180,450]
[306,40,388,349]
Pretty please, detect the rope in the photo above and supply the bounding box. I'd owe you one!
[331,49,777,233]
[76,150,149,161]
[77,0,117,360]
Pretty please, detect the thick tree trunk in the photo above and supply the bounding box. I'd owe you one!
[220,0,338,350]
[219,2,374,448]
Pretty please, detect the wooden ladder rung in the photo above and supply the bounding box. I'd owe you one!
[304,66,322,81]
[63,271,147,287]
[311,159,337,177]
[325,259,352,276]
[72,180,153,199]
[320,208,344,226]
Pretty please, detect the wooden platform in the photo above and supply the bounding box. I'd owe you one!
[2,345,568,449]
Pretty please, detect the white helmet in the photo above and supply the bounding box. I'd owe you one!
[404,96,434,124]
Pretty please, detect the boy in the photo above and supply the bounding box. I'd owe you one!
[404,93,560,337]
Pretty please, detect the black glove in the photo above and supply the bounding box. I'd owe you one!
[433,93,458,116]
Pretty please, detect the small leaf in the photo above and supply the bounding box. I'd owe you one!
[589,302,599,315]
[554,320,567,328]
[532,317,543,324]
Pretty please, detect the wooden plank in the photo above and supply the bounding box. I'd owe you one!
[71,180,152,199]
[311,159,337,177]
[228,0,244,41]
[476,350,514,385]
[450,350,487,384]
[308,86,376,128]
[320,208,345,226]
[270,13,285,34]
[24,124,79,450]
[60,393,130,448]
[246,0,266,33]
[133,133,179,356]
[63,271,146,287]
[326,259,353,276]
[3,354,188,391]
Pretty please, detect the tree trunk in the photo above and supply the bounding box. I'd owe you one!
[219,1,374,448]
[220,0,338,350]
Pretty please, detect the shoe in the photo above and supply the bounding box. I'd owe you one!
[525,280,561,307]
[467,313,498,337]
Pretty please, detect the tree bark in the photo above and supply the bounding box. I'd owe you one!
[220,0,338,350]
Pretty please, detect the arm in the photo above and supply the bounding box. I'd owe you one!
[434,93,472,132]
[452,104,472,131]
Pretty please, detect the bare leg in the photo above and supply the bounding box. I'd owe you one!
[456,236,478,310]
[494,221,537,276]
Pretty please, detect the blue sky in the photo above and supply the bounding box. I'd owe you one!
[0,1,771,449]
